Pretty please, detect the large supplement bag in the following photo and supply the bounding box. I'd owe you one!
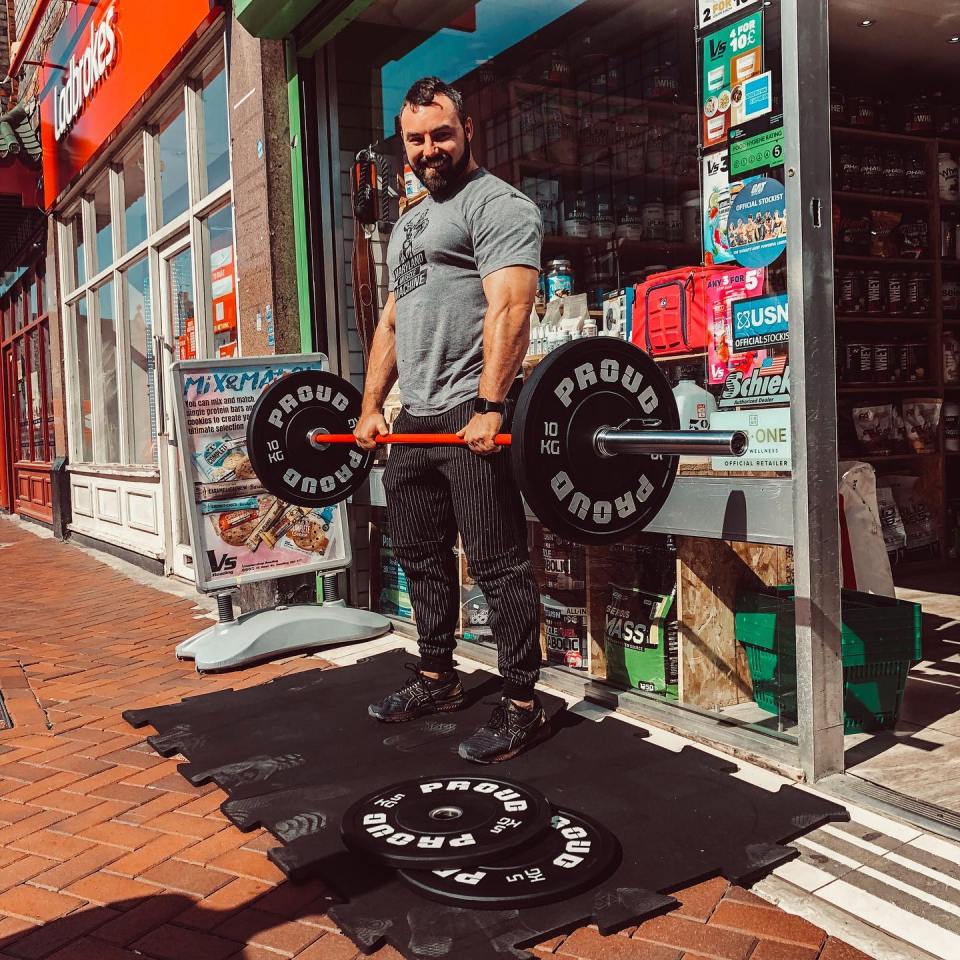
[631,265,763,356]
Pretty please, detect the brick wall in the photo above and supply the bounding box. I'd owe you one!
[0,1,9,83]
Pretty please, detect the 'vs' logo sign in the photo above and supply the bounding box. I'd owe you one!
[709,38,727,58]
[207,550,237,574]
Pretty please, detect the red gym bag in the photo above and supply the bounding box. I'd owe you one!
[632,265,762,357]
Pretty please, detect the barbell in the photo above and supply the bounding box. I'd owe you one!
[245,338,748,545]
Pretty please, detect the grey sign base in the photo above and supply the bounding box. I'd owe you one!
[175,601,392,672]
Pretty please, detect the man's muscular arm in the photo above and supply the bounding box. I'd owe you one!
[354,293,399,450]
[458,265,538,455]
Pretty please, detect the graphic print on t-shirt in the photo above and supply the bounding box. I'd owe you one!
[394,208,431,300]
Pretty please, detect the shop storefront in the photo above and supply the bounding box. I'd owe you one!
[237,0,835,779]
[38,0,235,574]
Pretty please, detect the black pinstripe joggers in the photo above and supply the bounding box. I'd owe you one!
[382,398,542,702]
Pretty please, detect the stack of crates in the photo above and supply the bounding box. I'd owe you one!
[735,586,922,733]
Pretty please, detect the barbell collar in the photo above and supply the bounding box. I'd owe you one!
[593,428,749,458]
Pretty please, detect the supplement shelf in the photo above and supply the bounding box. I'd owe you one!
[833,190,929,207]
[835,315,935,324]
[835,255,934,267]
[838,384,938,394]
[831,125,932,145]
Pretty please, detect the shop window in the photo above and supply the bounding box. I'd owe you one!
[73,297,94,463]
[28,276,38,325]
[43,326,54,459]
[1,301,9,341]
[202,204,236,357]
[123,258,157,465]
[121,140,149,252]
[95,281,121,463]
[200,62,230,194]
[15,339,28,461]
[13,287,24,331]
[158,96,190,225]
[28,330,43,461]
[170,246,197,361]
[92,175,113,276]
[66,210,86,290]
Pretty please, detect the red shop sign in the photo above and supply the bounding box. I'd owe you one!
[39,0,220,210]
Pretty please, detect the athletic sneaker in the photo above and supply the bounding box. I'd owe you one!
[458,697,548,764]
[368,662,465,723]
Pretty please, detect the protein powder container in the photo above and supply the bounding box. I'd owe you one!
[946,403,960,452]
[837,143,861,191]
[872,342,893,382]
[616,194,644,239]
[944,280,960,315]
[665,204,683,242]
[906,153,927,197]
[591,190,615,239]
[562,191,591,238]
[883,147,906,195]
[543,529,586,592]
[939,152,959,201]
[545,259,574,300]
[642,201,666,240]
[542,595,588,671]
[865,270,884,313]
[906,272,931,315]
[836,269,864,313]
[860,144,884,193]
[944,332,960,383]
[845,342,872,380]
[849,95,877,128]
[886,272,905,315]
[899,340,927,382]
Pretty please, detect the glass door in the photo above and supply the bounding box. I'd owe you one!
[159,237,202,580]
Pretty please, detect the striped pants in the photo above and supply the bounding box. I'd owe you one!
[382,398,542,701]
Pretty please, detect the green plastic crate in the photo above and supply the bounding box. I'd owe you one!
[736,586,922,733]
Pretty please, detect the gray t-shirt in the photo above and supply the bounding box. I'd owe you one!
[386,168,542,415]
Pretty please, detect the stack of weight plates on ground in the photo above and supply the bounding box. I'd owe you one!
[340,775,620,908]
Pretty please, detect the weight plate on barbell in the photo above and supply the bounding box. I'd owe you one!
[513,338,680,544]
[399,807,620,908]
[246,370,374,509]
[340,776,552,868]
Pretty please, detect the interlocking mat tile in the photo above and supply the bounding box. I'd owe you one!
[125,650,847,959]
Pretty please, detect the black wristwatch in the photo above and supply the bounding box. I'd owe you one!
[473,397,507,416]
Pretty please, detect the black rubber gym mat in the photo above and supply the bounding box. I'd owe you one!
[124,649,847,960]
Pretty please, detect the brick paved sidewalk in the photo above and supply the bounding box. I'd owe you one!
[0,517,874,960]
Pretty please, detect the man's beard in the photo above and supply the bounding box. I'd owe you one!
[413,138,471,196]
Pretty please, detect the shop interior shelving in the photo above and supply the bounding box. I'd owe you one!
[832,123,960,562]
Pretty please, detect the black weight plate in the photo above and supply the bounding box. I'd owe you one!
[513,338,680,544]
[341,776,552,869]
[246,370,374,509]
[399,807,620,909]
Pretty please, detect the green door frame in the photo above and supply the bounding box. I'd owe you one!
[285,40,314,352]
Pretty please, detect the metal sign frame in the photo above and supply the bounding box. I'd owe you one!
[170,351,352,593]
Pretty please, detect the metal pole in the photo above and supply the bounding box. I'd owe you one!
[782,0,845,781]
[595,429,748,458]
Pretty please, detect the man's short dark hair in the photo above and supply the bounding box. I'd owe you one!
[403,77,467,125]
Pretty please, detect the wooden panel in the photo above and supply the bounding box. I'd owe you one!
[72,477,93,517]
[12,462,53,524]
[125,489,159,535]
[95,484,122,524]
[676,537,793,710]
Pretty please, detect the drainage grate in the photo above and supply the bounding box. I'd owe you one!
[0,692,12,730]
[850,776,960,831]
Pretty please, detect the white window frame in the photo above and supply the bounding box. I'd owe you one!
[56,39,233,471]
